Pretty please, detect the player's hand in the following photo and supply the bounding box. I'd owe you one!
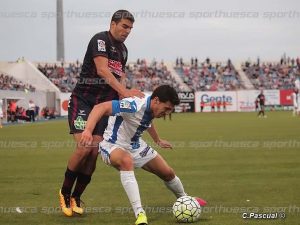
[157,139,173,149]
[122,88,144,99]
[80,130,93,146]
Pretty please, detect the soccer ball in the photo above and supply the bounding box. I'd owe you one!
[172,196,201,223]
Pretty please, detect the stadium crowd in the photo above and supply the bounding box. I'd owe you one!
[37,61,81,92]
[0,73,36,92]
[125,59,184,92]
[37,59,184,92]
[174,57,243,91]
[242,57,300,90]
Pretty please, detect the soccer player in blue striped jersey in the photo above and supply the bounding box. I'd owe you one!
[80,85,207,225]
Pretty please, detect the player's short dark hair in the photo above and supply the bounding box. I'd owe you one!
[111,10,135,23]
[151,85,180,106]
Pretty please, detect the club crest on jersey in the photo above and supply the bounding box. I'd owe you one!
[120,100,137,112]
[97,40,106,52]
[120,100,133,109]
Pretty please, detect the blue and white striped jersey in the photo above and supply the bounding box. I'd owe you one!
[103,95,154,150]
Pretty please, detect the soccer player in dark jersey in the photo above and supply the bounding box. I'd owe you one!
[59,10,144,217]
[257,90,266,117]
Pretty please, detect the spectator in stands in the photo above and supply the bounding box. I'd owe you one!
[28,100,35,122]
[41,107,49,119]
[35,105,40,121]
[9,100,17,122]
[242,58,300,90]
[0,73,36,92]
[16,106,30,122]
[174,58,242,92]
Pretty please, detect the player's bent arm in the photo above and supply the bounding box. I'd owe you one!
[147,123,160,143]
[147,123,173,149]
[80,101,113,146]
[94,56,144,98]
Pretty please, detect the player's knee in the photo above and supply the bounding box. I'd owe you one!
[118,155,134,170]
[76,146,94,159]
[162,167,176,181]
[90,147,99,158]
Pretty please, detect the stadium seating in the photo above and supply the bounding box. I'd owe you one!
[174,58,244,91]
[37,61,81,92]
[125,59,185,92]
[242,58,300,90]
[0,72,36,92]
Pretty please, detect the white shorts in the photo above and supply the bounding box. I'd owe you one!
[0,110,3,119]
[99,140,158,168]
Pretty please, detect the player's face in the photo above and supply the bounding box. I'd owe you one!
[110,19,133,42]
[152,98,174,118]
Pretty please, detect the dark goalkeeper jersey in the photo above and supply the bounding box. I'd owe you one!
[72,31,128,105]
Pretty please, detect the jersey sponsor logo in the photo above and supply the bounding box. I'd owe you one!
[108,59,123,76]
[139,146,151,158]
[97,39,106,52]
[73,116,86,130]
[110,46,117,53]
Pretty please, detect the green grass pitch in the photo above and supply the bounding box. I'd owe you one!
[0,111,299,225]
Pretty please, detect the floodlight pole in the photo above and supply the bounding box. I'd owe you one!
[56,0,65,62]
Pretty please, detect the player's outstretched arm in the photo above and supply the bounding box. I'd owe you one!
[94,56,144,98]
[80,101,113,146]
[147,123,173,149]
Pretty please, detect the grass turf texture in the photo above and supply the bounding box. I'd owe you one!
[0,111,299,225]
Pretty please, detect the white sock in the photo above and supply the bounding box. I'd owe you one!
[120,171,144,217]
[164,176,187,198]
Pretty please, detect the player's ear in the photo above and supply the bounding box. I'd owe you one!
[154,97,160,104]
[110,21,116,30]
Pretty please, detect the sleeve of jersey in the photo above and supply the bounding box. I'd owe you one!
[111,99,138,116]
[90,33,109,58]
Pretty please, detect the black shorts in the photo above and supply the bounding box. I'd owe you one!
[68,94,109,136]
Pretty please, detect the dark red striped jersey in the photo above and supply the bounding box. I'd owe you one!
[72,31,128,105]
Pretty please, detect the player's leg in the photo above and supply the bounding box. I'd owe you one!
[142,153,186,198]
[261,105,266,117]
[68,134,102,214]
[99,144,147,224]
[69,115,109,214]
[257,104,262,117]
[60,133,101,216]
[142,153,207,206]
[60,95,100,216]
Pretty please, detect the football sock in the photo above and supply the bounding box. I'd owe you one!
[120,171,144,217]
[72,173,91,198]
[61,167,78,195]
[164,176,187,198]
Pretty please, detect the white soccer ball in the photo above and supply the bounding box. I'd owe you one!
[172,196,201,223]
